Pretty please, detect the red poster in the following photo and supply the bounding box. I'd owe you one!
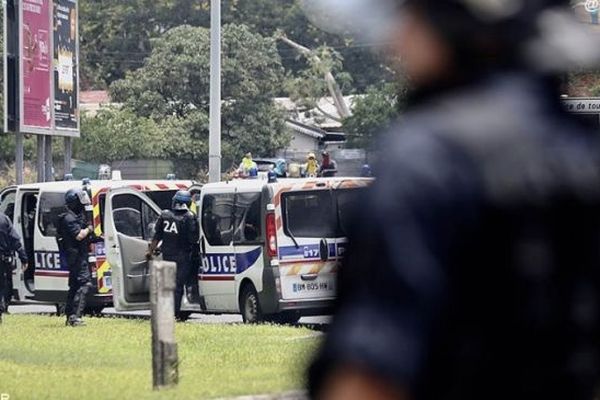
[21,0,52,130]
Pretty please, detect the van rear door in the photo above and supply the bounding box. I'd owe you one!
[278,189,338,301]
[104,187,161,311]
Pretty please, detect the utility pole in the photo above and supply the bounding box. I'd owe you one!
[208,0,221,183]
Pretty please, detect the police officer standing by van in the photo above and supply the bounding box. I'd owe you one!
[0,210,27,323]
[58,188,94,327]
[147,190,199,321]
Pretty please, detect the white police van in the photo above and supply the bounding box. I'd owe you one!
[0,179,192,314]
[107,177,371,323]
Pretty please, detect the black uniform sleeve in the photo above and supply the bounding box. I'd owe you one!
[153,213,165,242]
[308,130,482,396]
[185,213,199,247]
[4,216,27,263]
[61,213,82,240]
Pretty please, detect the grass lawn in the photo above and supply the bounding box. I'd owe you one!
[0,315,320,400]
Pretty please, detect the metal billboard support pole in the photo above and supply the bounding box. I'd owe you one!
[208,0,221,183]
[44,135,53,182]
[64,137,72,177]
[37,134,45,182]
[15,131,23,184]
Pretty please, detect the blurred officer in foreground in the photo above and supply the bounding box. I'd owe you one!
[148,190,199,321]
[0,210,27,323]
[58,189,94,327]
[304,0,600,399]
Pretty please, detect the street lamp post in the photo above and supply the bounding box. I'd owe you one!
[208,0,221,183]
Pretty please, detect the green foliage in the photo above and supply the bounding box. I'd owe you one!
[109,24,290,173]
[284,45,353,113]
[79,0,392,91]
[79,0,211,88]
[0,314,319,399]
[76,108,167,163]
[343,81,408,148]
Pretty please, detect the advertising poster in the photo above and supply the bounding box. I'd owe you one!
[53,0,78,133]
[21,0,52,132]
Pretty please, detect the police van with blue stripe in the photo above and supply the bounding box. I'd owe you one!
[107,176,371,323]
[0,179,192,314]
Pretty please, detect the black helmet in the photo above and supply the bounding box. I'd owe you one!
[172,190,192,211]
[65,188,91,212]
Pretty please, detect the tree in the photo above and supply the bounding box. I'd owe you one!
[79,0,393,91]
[109,24,290,173]
[343,81,408,149]
[75,108,167,162]
[279,35,352,121]
[79,0,210,88]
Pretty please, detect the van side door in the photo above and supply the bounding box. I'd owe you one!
[104,187,161,311]
[198,188,237,311]
[232,188,265,298]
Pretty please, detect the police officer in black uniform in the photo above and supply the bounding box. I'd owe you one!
[0,210,27,323]
[308,1,600,400]
[58,188,94,327]
[148,190,199,320]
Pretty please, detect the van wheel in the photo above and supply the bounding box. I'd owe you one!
[240,285,262,324]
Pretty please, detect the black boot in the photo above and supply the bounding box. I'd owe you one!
[66,315,86,327]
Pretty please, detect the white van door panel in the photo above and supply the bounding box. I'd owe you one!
[277,189,338,301]
[105,187,161,311]
[14,189,38,300]
[198,188,237,311]
[232,188,265,299]
[34,191,69,294]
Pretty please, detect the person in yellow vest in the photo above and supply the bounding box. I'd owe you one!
[237,152,257,177]
[305,152,319,178]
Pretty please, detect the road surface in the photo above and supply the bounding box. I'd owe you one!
[7,304,331,326]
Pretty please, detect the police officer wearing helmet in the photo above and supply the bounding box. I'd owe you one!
[307,0,600,399]
[148,190,199,320]
[0,210,27,323]
[57,188,94,327]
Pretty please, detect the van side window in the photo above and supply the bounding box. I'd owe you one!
[110,193,159,240]
[38,192,65,237]
[202,193,234,246]
[0,190,16,222]
[112,194,143,238]
[233,192,262,244]
[283,191,337,238]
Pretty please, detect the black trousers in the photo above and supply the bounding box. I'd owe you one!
[186,254,201,304]
[65,258,91,319]
[164,254,191,317]
[0,260,11,314]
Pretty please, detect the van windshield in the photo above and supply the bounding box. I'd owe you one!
[282,188,365,239]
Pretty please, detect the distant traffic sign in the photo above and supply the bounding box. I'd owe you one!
[562,98,600,113]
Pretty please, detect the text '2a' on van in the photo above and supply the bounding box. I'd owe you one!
[107,177,372,324]
[0,179,193,315]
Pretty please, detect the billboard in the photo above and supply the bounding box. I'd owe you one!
[53,0,78,132]
[20,0,52,134]
[5,0,79,136]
